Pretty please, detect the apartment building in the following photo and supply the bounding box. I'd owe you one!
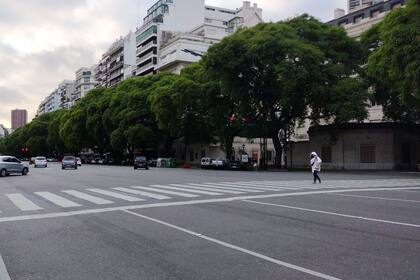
[37,80,75,115]
[157,1,263,74]
[96,32,137,87]
[73,67,96,102]
[11,109,27,130]
[135,0,263,76]
[331,0,404,38]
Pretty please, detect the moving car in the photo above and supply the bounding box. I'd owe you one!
[76,157,82,166]
[0,156,29,177]
[134,156,149,170]
[34,156,48,168]
[212,158,227,169]
[62,156,77,170]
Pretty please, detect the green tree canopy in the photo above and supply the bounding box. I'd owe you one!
[363,0,420,121]
[204,15,369,165]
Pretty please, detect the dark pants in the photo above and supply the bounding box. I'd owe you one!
[313,170,321,183]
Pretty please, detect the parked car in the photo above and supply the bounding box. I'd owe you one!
[0,156,29,177]
[212,158,227,169]
[76,157,82,166]
[134,156,149,170]
[62,156,77,170]
[149,159,157,167]
[34,156,48,168]
[201,157,212,169]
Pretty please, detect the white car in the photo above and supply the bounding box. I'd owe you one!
[34,156,48,168]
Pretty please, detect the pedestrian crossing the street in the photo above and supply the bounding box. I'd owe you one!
[1,179,420,214]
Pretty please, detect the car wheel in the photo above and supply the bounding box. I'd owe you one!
[0,169,7,177]
[75,166,78,170]
[62,166,65,170]
[22,168,28,176]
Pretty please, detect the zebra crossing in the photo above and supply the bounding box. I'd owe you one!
[1,179,420,214]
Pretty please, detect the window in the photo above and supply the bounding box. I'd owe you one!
[84,77,90,83]
[360,145,376,163]
[370,9,381,18]
[354,15,364,23]
[321,146,332,163]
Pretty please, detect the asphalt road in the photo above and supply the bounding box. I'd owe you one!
[0,163,419,280]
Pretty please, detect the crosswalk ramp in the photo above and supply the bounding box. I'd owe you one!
[1,179,419,214]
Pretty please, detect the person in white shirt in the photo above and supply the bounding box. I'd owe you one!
[310,152,322,184]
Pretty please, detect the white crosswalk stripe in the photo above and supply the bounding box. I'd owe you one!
[87,189,144,202]
[138,186,200,198]
[208,183,274,192]
[113,187,171,200]
[35,192,82,208]
[185,184,245,194]
[62,190,114,205]
[198,183,263,193]
[6,193,43,211]
[227,182,296,191]
[167,184,224,196]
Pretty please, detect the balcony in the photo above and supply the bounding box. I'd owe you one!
[136,25,158,46]
[137,41,157,56]
[109,70,123,81]
[137,61,155,75]
[136,52,156,66]
[108,60,124,73]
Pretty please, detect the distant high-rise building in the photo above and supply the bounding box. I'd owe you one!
[11,109,27,130]
[73,67,96,102]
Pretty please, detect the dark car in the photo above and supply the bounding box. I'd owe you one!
[134,156,149,170]
[62,156,77,170]
[0,156,29,177]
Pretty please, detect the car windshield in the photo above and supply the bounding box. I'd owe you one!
[136,156,146,161]
[63,157,75,161]
[36,157,46,160]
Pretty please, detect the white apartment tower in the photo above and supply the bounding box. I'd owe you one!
[135,0,263,76]
[95,31,137,87]
[73,67,96,102]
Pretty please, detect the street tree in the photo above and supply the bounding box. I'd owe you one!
[363,0,420,122]
[204,15,369,166]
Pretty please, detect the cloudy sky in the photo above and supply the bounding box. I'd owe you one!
[0,0,347,127]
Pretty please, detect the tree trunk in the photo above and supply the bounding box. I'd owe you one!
[272,131,282,168]
[222,134,235,160]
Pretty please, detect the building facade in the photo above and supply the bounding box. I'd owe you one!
[37,80,75,115]
[135,0,263,76]
[331,0,405,39]
[95,32,136,87]
[73,67,96,102]
[284,0,412,170]
[11,109,27,130]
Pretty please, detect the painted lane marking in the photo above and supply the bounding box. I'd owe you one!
[114,187,171,200]
[0,186,420,224]
[184,184,245,194]
[87,189,144,202]
[243,200,420,228]
[123,210,341,280]
[206,183,267,192]
[0,255,11,280]
[328,193,420,203]
[35,192,82,208]
[6,193,43,211]
[199,183,262,193]
[231,182,305,190]
[142,186,199,198]
[62,190,114,205]
[167,184,224,196]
